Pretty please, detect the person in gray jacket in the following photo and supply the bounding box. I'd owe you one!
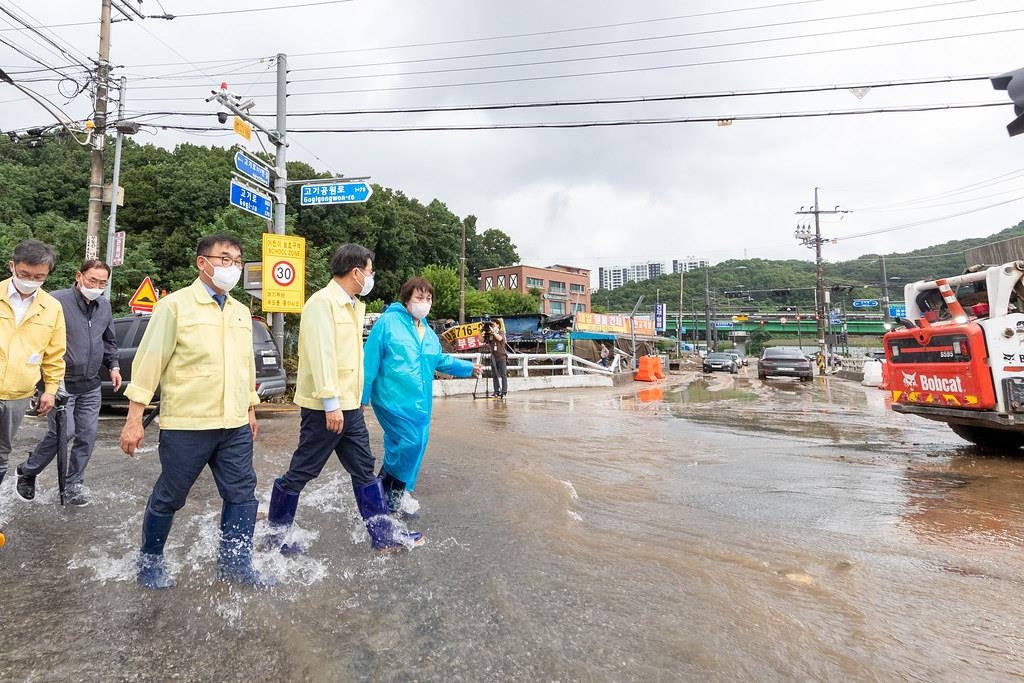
[16,259,121,506]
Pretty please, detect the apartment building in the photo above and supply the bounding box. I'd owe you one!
[479,264,591,316]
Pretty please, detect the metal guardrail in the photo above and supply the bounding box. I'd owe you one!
[451,352,616,378]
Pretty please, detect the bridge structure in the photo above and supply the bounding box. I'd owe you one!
[662,312,889,339]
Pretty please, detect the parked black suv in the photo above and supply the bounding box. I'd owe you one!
[99,314,287,406]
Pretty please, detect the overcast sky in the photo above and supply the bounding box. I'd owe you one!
[4,0,1024,286]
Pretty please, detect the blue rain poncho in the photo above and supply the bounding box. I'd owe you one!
[361,302,474,490]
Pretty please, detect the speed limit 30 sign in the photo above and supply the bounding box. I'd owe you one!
[262,234,306,312]
[271,261,296,287]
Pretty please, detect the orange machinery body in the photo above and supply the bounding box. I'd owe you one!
[884,320,996,410]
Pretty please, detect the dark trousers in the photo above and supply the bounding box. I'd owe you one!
[147,426,257,515]
[279,408,376,493]
[491,356,508,396]
[22,386,102,485]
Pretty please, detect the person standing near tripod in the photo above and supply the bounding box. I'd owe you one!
[487,320,508,398]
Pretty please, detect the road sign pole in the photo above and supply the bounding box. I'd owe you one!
[270,52,288,355]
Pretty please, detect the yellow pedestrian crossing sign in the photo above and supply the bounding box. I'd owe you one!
[129,276,158,313]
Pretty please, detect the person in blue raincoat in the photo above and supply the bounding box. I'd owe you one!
[362,276,482,515]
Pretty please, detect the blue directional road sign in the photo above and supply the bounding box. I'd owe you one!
[229,179,272,220]
[234,151,270,187]
[299,182,372,206]
[889,303,907,319]
[851,298,878,308]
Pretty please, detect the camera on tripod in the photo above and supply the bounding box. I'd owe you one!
[481,315,496,343]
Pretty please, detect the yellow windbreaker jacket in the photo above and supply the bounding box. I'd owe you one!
[293,280,365,411]
[124,279,259,429]
[0,279,66,400]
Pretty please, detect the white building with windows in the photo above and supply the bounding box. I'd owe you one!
[598,262,666,290]
[672,257,710,274]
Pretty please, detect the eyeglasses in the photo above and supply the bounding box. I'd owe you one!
[81,276,108,288]
[13,269,48,283]
[202,254,244,268]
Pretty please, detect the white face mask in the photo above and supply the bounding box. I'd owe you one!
[408,301,431,320]
[12,276,43,295]
[203,258,242,292]
[357,269,374,297]
[80,286,104,301]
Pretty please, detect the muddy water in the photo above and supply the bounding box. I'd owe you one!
[2,372,1024,681]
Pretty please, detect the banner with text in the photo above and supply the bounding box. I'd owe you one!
[574,312,656,337]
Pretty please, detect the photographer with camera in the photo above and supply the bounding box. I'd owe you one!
[0,240,66,493]
[486,319,508,398]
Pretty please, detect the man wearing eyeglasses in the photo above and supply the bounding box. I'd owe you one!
[15,259,120,507]
[262,243,424,555]
[118,234,271,589]
[0,240,66,493]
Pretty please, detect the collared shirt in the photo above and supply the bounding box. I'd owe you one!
[124,278,259,430]
[294,278,365,412]
[0,278,66,400]
[7,281,37,326]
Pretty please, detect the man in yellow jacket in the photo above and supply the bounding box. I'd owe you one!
[263,243,423,554]
[119,234,272,589]
[1,240,66,489]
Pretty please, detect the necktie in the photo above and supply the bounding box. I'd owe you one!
[213,293,226,310]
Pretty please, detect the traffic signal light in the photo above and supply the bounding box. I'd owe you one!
[991,67,1024,137]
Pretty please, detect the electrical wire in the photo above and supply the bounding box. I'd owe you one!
[123,100,1007,135]
[835,195,1024,241]
[285,2,996,75]
[273,26,1024,98]
[121,75,992,118]
[853,168,1024,211]
[0,2,91,70]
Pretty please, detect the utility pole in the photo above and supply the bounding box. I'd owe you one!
[85,0,112,260]
[678,269,684,351]
[103,75,127,298]
[795,187,849,374]
[459,220,466,324]
[272,52,287,354]
[880,254,891,329]
[704,267,712,351]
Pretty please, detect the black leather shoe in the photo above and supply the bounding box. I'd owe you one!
[16,467,35,502]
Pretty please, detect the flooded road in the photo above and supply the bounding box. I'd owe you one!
[3,370,1024,681]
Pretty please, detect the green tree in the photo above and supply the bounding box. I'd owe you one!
[421,264,461,319]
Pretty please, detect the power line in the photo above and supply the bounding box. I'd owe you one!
[116,75,993,119]
[128,100,1007,134]
[0,1,92,66]
[836,195,1024,241]
[117,5,1016,94]
[277,26,1024,98]
[286,2,989,75]
[853,168,1024,211]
